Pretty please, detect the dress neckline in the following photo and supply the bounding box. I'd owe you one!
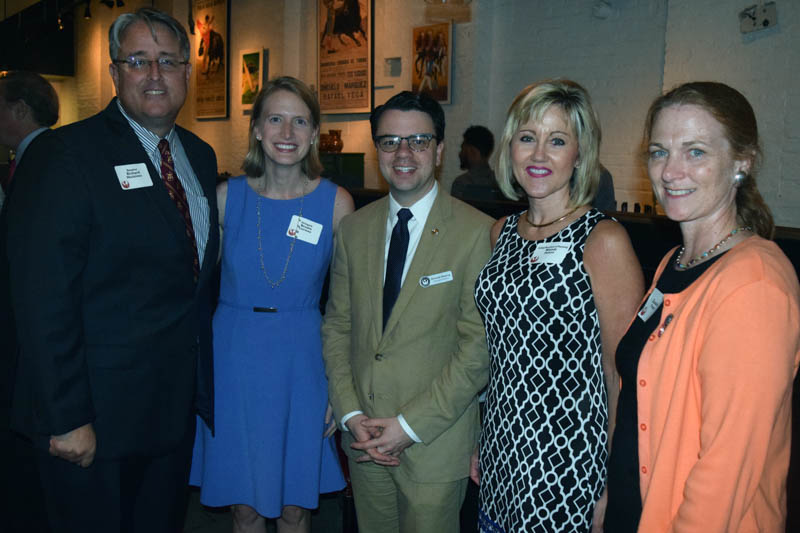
[512,209,596,244]
[244,176,323,202]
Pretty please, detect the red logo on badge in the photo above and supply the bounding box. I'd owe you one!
[121,180,130,189]
[530,256,539,263]
[288,229,297,236]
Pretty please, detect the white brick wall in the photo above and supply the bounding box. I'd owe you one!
[70,0,800,226]
[663,0,800,226]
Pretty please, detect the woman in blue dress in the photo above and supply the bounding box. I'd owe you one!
[190,76,353,533]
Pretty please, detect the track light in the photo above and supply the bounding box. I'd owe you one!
[57,15,64,30]
[84,2,91,19]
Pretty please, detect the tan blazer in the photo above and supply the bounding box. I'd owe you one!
[322,187,493,483]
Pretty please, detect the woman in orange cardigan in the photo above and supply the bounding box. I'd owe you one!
[604,82,800,532]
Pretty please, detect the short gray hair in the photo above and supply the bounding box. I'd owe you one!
[109,8,190,62]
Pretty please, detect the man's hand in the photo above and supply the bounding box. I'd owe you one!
[350,417,413,466]
[345,414,398,466]
[49,423,96,468]
[469,446,480,485]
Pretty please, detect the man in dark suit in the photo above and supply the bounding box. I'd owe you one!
[0,70,59,533]
[322,92,492,533]
[0,71,59,208]
[6,8,218,533]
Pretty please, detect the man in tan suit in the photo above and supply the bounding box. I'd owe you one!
[322,91,493,533]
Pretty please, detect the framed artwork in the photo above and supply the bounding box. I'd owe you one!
[193,0,229,119]
[411,21,452,104]
[317,0,372,114]
[241,48,268,112]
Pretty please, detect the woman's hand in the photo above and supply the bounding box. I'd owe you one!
[470,446,480,485]
[323,403,337,438]
[591,487,608,533]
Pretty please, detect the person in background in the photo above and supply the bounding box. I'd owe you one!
[190,76,351,533]
[322,91,493,533]
[451,125,502,202]
[0,69,59,533]
[592,165,616,211]
[471,79,644,532]
[0,71,59,208]
[6,8,219,533]
[604,81,800,532]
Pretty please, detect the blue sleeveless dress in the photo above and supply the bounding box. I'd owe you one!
[190,176,345,517]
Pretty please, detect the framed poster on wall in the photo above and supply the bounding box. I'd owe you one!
[241,48,268,113]
[411,21,452,104]
[194,0,228,119]
[318,0,372,114]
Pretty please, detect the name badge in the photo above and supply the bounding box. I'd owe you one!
[287,215,322,245]
[530,242,571,264]
[638,288,664,322]
[419,271,453,287]
[114,163,153,190]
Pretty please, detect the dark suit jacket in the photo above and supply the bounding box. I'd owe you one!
[0,130,49,431]
[6,99,218,459]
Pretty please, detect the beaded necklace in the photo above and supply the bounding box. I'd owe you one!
[675,226,751,270]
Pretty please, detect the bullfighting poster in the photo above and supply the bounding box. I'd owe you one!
[318,0,372,114]
[194,0,228,119]
[411,22,452,104]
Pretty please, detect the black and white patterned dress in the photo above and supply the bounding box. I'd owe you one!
[474,210,609,533]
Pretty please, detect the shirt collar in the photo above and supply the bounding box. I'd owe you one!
[388,181,438,222]
[116,98,176,146]
[15,127,49,162]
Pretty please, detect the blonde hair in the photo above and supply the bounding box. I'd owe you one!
[242,76,323,179]
[496,79,601,207]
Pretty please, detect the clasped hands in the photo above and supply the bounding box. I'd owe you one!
[346,414,413,466]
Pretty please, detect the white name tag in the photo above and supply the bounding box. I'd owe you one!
[287,215,322,245]
[114,163,153,190]
[529,242,571,264]
[419,271,453,287]
[638,288,664,322]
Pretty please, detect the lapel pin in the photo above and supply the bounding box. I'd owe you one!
[431,228,439,235]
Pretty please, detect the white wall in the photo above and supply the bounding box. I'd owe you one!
[662,0,800,226]
[68,0,800,227]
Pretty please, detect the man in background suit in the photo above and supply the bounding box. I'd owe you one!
[322,91,492,533]
[0,71,59,209]
[0,69,59,533]
[6,8,218,533]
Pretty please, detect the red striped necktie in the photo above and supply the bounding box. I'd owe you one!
[157,139,200,282]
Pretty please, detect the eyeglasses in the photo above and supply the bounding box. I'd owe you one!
[375,134,436,153]
[112,57,189,73]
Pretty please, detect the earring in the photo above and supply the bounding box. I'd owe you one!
[256,135,262,141]
[734,171,746,184]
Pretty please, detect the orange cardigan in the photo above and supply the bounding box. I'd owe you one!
[634,236,800,533]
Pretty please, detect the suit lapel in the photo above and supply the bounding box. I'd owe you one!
[381,188,452,338]
[177,126,219,291]
[367,197,390,342]
[100,101,199,281]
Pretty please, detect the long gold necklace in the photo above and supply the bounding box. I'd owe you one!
[675,226,750,270]
[526,205,581,228]
[255,177,307,289]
